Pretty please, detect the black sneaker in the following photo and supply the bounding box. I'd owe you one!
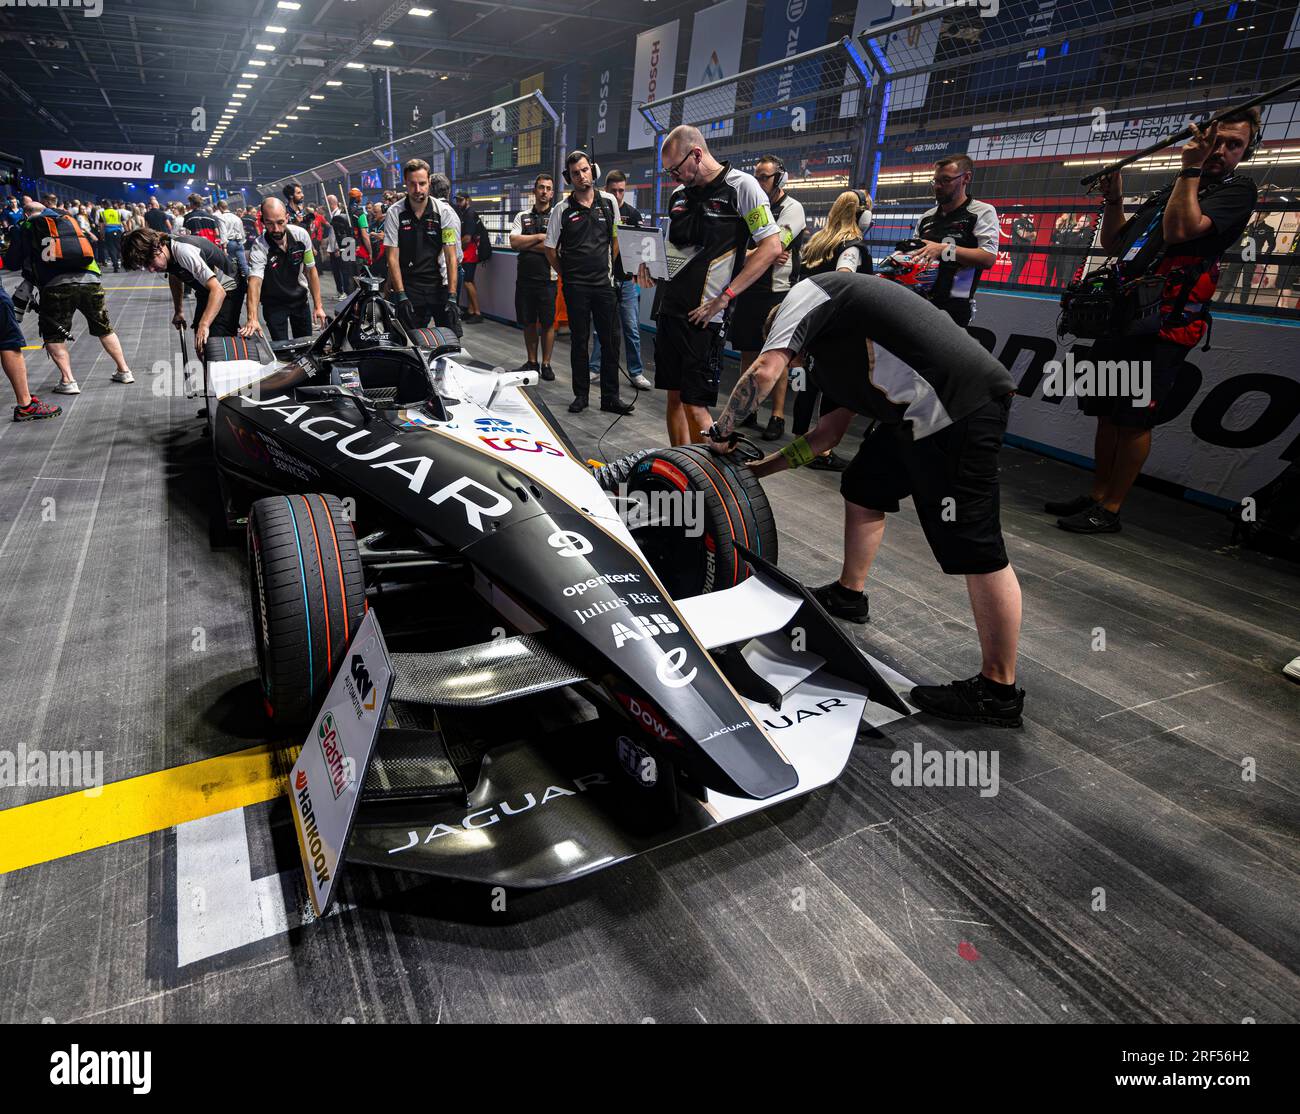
[13,395,62,422]
[600,398,635,415]
[812,580,869,624]
[540,364,555,382]
[516,360,540,374]
[808,452,847,473]
[909,674,1024,728]
[568,397,588,413]
[761,415,786,441]
[1057,505,1121,534]
[740,413,760,430]
[1044,493,1097,516]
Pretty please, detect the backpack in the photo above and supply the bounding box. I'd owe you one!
[476,221,494,262]
[27,213,95,277]
[1229,463,1300,563]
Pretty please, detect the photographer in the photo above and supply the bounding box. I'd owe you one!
[1046,110,1260,534]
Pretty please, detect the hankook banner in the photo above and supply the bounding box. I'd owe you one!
[629,19,680,151]
[41,149,155,178]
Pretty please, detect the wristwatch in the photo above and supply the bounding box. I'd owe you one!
[1178,168,1203,180]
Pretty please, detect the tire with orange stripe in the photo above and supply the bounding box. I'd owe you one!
[622,447,778,599]
[246,494,366,726]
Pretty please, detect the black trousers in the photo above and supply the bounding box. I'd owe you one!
[1008,249,1031,285]
[104,229,123,270]
[564,282,619,402]
[194,284,245,338]
[263,297,312,341]
[407,285,449,329]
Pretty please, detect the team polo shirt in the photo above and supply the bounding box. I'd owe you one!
[248,224,315,303]
[167,234,241,296]
[512,206,558,283]
[382,196,459,293]
[761,272,1015,439]
[662,163,781,323]
[913,197,1001,304]
[544,190,620,289]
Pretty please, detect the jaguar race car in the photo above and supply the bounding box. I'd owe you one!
[204,278,912,891]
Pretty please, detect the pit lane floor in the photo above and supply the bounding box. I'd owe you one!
[0,274,1296,1023]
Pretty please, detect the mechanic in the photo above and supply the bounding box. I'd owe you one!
[1044,111,1260,534]
[590,169,652,392]
[241,198,326,342]
[636,125,783,446]
[544,150,633,415]
[4,198,136,394]
[509,172,558,382]
[706,270,1024,728]
[384,159,461,334]
[786,188,877,473]
[731,155,807,443]
[121,224,244,349]
[909,155,1000,327]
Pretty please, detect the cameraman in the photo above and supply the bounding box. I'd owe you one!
[1046,110,1260,534]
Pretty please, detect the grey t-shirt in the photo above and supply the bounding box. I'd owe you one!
[761,272,1016,438]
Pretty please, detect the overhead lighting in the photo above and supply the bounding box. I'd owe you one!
[236,83,252,89]
[240,72,258,79]
[277,2,301,9]
[439,73,448,80]
[286,115,299,120]
[255,43,275,52]
[373,38,393,47]
[266,25,287,34]
[249,59,267,66]
[410,7,433,15]
[345,62,365,69]
[295,105,311,111]
[309,94,325,100]
[232,93,247,99]
[325,80,342,86]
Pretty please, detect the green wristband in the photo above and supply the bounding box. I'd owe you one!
[779,436,815,470]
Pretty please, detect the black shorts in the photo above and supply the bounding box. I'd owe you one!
[515,280,556,329]
[460,261,478,283]
[1077,335,1190,430]
[729,289,784,352]
[653,314,724,407]
[841,395,1012,575]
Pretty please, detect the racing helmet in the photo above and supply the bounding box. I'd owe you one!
[877,238,941,294]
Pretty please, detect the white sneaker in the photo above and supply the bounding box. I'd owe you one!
[1285,656,1300,683]
[52,380,80,395]
[630,373,652,391]
[590,370,601,382]
[111,370,135,384]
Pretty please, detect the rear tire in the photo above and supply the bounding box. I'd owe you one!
[618,446,778,598]
[247,494,367,727]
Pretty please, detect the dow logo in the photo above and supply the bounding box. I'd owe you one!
[164,160,196,175]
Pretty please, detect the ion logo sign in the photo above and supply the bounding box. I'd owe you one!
[164,160,196,175]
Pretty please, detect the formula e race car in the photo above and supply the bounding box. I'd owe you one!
[204,278,912,892]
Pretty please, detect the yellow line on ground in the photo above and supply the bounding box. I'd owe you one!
[0,742,298,875]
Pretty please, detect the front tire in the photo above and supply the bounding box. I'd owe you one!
[247,494,366,726]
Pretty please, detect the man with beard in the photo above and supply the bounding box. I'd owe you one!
[241,197,326,342]
[384,160,461,333]
[509,172,558,380]
[1045,110,1260,534]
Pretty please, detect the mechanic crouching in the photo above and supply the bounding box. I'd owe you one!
[706,271,1026,728]
[122,225,245,350]
[240,198,327,342]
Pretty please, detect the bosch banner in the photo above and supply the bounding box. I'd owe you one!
[628,20,680,151]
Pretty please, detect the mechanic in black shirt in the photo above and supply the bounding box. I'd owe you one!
[122,225,244,348]
[543,151,633,415]
[509,173,558,381]
[241,198,327,341]
[1008,213,1037,285]
[908,157,1000,327]
[706,271,1024,728]
[1045,109,1260,534]
[637,125,783,446]
[1217,212,1275,304]
[590,170,652,392]
[384,159,461,334]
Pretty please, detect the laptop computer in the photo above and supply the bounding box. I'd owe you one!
[618,225,700,281]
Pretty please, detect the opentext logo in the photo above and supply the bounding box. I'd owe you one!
[2,0,103,16]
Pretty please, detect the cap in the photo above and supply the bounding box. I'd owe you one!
[348,188,362,200]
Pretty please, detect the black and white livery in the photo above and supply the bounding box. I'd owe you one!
[203,280,911,890]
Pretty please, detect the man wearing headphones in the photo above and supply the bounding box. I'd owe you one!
[544,151,634,415]
[732,154,807,442]
[1045,110,1260,534]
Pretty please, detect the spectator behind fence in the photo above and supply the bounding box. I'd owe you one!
[1008,212,1037,284]
[1218,211,1275,304]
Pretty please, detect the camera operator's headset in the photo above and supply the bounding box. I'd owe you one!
[562,150,602,185]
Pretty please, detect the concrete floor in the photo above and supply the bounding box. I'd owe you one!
[0,272,1297,1023]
